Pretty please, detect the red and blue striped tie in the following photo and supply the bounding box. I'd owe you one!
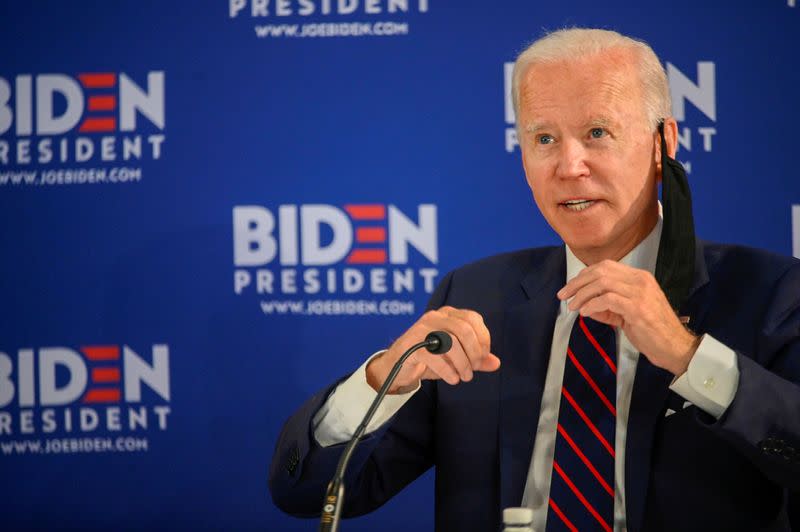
[547,316,617,532]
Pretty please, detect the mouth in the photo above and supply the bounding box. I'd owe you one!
[559,199,597,212]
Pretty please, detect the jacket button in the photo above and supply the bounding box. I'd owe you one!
[782,445,795,461]
[759,438,777,454]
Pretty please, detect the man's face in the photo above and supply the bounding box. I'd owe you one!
[518,48,661,265]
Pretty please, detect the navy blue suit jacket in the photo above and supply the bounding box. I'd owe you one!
[270,241,800,531]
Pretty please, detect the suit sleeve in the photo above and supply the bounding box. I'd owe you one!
[268,270,455,517]
[698,262,800,490]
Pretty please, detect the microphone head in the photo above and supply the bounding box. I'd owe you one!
[424,331,452,354]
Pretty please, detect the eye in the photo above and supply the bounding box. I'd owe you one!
[590,127,606,139]
[537,134,555,145]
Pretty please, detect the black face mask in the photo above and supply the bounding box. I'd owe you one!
[654,121,696,312]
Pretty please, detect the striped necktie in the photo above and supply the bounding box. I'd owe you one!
[546,316,617,532]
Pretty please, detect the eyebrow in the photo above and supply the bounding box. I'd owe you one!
[586,117,615,129]
[524,121,548,135]
[524,117,619,135]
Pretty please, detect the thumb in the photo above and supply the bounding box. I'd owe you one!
[477,353,501,372]
[406,360,427,382]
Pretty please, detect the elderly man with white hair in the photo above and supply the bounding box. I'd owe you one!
[270,28,800,531]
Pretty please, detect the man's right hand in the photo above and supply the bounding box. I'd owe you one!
[366,306,501,394]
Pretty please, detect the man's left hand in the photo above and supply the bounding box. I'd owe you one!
[557,260,701,376]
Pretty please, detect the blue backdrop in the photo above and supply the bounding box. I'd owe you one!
[2,1,799,530]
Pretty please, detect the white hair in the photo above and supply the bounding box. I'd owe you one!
[511,28,672,129]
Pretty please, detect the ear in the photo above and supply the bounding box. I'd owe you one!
[662,117,679,159]
[655,117,679,160]
[654,117,679,181]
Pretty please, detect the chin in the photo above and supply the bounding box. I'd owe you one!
[561,232,613,257]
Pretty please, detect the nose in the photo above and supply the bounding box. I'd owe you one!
[554,138,590,180]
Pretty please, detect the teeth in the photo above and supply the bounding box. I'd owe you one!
[562,200,594,211]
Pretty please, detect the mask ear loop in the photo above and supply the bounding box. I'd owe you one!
[657,120,666,178]
[653,119,696,312]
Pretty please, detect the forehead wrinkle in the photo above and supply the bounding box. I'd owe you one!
[520,94,560,136]
[592,75,633,109]
[519,54,649,133]
[590,60,648,121]
[520,91,558,119]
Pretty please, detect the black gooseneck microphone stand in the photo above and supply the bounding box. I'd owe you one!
[319,331,452,532]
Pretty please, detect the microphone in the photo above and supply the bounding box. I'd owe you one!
[319,331,453,532]
[424,330,452,354]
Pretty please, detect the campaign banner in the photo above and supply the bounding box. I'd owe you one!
[1,1,798,530]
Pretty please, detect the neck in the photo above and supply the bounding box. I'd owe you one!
[572,212,659,266]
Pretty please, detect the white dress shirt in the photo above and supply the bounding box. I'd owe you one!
[312,218,740,531]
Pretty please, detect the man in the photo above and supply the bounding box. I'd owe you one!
[270,28,800,531]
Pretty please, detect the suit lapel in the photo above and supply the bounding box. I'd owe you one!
[624,240,709,531]
[499,247,564,510]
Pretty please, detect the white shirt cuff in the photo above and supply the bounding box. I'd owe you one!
[312,350,421,447]
[669,334,740,419]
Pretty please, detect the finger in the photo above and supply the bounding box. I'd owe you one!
[424,310,484,381]
[411,361,427,380]
[466,311,491,354]
[566,275,637,312]
[418,313,477,382]
[557,262,611,299]
[476,353,501,372]
[405,358,428,383]
[585,310,624,328]
[411,349,460,385]
[578,292,632,321]
[421,350,500,379]
[441,307,491,354]
[429,351,468,385]
[558,260,637,300]
[442,326,475,382]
